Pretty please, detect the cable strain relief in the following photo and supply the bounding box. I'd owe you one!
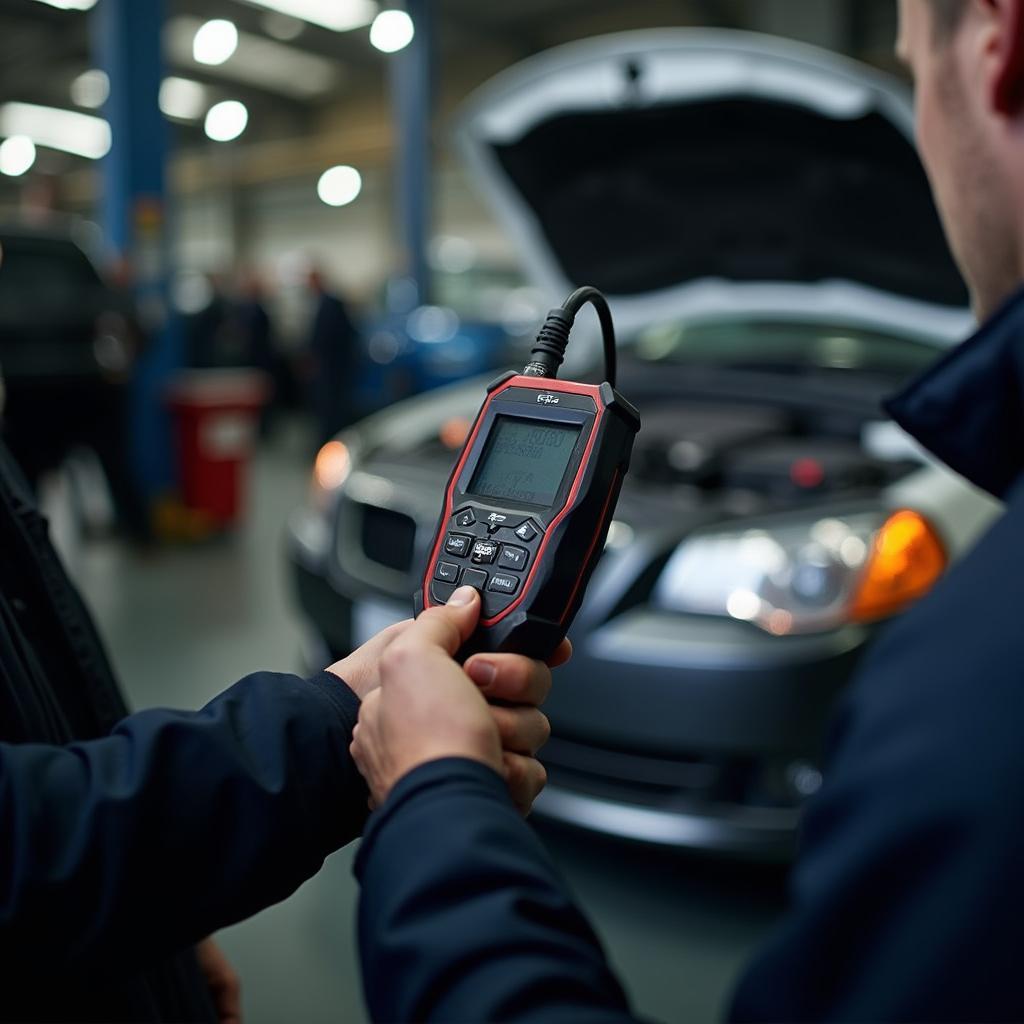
[521,361,550,377]
[523,308,573,377]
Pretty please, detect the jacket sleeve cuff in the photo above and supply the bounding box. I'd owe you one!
[305,670,361,733]
[355,757,510,878]
[303,669,369,814]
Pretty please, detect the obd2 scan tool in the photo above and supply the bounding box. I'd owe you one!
[416,287,641,659]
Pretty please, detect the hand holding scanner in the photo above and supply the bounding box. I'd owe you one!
[415,287,641,660]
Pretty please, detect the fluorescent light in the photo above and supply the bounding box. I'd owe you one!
[317,165,362,206]
[370,10,414,53]
[159,77,208,121]
[193,19,239,66]
[261,12,305,40]
[204,100,248,142]
[0,103,110,159]
[236,0,377,32]
[167,17,339,99]
[70,69,109,109]
[0,137,37,177]
[27,0,96,9]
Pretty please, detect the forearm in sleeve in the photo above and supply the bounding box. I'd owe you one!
[0,670,366,973]
[356,758,637,1024]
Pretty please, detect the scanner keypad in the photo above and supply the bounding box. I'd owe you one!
[428,506,542,614]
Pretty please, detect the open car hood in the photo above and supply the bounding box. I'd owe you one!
[455,29,972,344]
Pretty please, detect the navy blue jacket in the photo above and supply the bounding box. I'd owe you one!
[356,286,1024,1023]
[0,439,367,1020]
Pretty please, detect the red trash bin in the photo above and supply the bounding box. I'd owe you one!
[166,369,270,528]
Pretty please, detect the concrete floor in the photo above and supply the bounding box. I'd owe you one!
[54,423,785,1024]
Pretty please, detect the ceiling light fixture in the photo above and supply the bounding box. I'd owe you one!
[261,11,305,40]
[27,0,96,9]
[204,100,248,142]
[159,77,208,122]
[0,102,110,159]
[369,9,414,53]
[193,19,239,66]
[237,0,378,32]
[70,69,109,109]
[317,165,362,206]
[167,17,339,99]
[0,137,37,177]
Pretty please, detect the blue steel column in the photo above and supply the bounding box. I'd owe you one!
[390,0,434,306]
[94,0,178,498]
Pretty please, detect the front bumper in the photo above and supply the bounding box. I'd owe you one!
[289,554,861,857]
[535,784,799,860]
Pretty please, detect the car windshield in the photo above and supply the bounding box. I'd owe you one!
[632,320,941,378]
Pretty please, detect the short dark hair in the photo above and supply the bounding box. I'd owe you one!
[930,0,967,37]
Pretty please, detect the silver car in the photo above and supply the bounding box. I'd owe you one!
[288,30,999,859]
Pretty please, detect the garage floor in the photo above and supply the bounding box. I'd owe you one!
[53,423,786,1024]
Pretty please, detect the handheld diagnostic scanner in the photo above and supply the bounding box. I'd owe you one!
[415,287,641,660]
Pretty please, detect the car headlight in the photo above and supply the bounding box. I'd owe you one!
[653,508,946,635]
[309,438,357,512]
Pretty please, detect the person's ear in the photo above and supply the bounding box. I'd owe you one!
[989,0,1024,114]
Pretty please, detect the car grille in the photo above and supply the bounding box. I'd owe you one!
[359,504,418,573]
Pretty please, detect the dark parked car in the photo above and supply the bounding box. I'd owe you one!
[0,224,145,533]
[288,31,1000,858]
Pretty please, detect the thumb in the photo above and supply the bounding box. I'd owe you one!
[409,585,481,656]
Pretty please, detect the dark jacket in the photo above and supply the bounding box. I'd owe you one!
[356,286,1024,1023]
[0,442,367,1021]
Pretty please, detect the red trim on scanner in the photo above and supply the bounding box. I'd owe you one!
[421,375,605,626]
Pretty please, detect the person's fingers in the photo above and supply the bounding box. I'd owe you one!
[349,692,378,772]
[357,687,381,723]
[464,653,553,707]
[488,705,551,755]
[502,752,548,816]
[385,587,481,669]
[325,618,414,694]
[361,618,414,652]
[547,637,573,668]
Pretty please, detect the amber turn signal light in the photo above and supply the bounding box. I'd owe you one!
[850,510,946,623]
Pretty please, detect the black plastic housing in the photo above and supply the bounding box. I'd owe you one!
[415,372,640,659]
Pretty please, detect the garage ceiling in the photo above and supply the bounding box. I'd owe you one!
[0,0,899,205]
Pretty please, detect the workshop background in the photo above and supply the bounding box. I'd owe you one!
[0,1,972,1022]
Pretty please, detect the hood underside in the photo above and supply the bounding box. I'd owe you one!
[456,30,969,335]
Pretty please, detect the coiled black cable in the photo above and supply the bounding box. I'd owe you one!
[522,285,617,388]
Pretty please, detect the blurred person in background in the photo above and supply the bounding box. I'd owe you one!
[184,272,233,370]
[233,269,279,436]
[305,267,361,446]
[348,2,1024,1021]
[0,379,555,1022]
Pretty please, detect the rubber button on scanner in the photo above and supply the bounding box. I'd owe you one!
[454,508,476,528]
[445,533,472,557]
[471,539,499,564]
[434,561,460,584]
[487,573,520,595]
[484,512,515,534]
[462,568,488,591]
[498,545,528,571]
[514,522,538,542]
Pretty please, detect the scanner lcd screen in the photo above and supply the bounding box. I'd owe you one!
[469,416,581,507]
